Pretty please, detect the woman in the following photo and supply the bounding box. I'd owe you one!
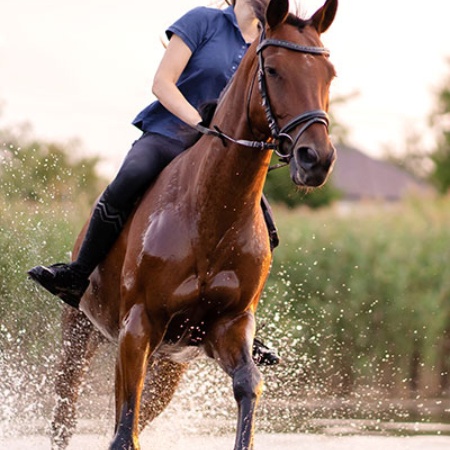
[28,0,279,365]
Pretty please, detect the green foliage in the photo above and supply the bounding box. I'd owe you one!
[0,126,105,206]
[0,199,88,357]
[413,60,450,193]
[0,124,104,357]
[429,132,450,193]
[0,198,90,421]
[259,198,450,395]
[428,62,450,193]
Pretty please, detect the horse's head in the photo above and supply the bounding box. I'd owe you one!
[251,0,338,188]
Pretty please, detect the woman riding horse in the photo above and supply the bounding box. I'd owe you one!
[30,0,338,448]
[28,0,278,365]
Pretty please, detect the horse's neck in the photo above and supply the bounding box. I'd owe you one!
[176,51,271,236]
[196,140,270,206]
[191,102,271,227]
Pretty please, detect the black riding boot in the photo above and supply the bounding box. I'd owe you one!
[251,194,281,366]
[28,190,132,309]
[261,194,279,250]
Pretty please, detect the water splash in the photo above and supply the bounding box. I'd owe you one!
[2,141,450,442]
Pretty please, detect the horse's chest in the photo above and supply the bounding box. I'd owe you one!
[170,269,241,308]
[141,206,270,311]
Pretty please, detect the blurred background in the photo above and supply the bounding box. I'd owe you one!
[1,0,450,441]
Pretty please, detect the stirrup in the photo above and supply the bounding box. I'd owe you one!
[253,337,281,366]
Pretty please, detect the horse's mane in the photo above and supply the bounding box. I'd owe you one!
[199,101,218,126]
[286,14,309,31]
[251,0,309,31]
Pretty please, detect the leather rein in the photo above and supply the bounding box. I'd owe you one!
[196,30,331,168]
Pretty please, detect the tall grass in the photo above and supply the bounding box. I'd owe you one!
[1,194,449,403]
[0,196,92,425]
[260,197,450,396]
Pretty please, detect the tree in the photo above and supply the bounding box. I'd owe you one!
[428,59,450,193]
[328,91,358,146]
[386,59,450,194]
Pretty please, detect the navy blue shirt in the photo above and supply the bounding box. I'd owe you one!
[132,6,250,146]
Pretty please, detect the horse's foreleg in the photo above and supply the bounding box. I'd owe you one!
[51,307,102,450]
[110,303,155,450]
[232,362,263,450]
[206,312,263,450]
[138,357,188,432]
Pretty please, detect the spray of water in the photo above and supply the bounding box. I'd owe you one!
[1,140,450,444]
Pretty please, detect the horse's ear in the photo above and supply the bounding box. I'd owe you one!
[266,0,289,29]
[311,0,338,34]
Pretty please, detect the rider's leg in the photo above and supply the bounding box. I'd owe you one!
[251,194,281,365]
[27,133,186,308]
[261,193,279,250]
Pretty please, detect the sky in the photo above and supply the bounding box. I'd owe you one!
[1,0,449,176]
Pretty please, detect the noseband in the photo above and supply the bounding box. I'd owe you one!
[196,29,331,161]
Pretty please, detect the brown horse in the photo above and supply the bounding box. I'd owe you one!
[50,0,338,448]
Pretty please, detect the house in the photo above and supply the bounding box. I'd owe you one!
[330,144,435,202]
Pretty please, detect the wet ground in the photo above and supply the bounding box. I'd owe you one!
[3,351,450,449]
[2,431,450,450]
[2,413,450,450]
[3,392,450,449]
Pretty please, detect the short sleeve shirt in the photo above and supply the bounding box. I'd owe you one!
[132,6,250,146]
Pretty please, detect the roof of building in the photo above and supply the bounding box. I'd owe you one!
[330,144,435,201]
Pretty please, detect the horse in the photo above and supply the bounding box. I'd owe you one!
[50,0,338,448]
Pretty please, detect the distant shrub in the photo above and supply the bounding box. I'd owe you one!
[259,198,450,396]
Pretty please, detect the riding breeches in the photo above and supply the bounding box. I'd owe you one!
[105,132,188,210]
[70,132,188,276]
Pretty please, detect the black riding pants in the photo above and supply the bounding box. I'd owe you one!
[105,132,188,210]
[72,132,189,275]
[104,131,279,249]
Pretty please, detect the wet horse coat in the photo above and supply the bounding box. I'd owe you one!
[51,0,338,449]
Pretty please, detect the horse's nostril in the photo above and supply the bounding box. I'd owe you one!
[298,146,319,168]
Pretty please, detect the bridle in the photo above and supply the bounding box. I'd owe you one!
[196,28,331,164]
[257,30,330,161]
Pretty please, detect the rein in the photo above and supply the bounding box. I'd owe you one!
[195,29,331,168]
[195,123,278,151]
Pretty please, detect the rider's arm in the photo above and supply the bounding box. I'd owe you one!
[152,34,203,128]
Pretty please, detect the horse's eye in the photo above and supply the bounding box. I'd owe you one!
[265,66,278,78]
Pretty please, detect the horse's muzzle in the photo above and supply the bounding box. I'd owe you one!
[289,143,336,187]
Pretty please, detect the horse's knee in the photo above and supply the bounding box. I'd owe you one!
[232,363,263,403]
